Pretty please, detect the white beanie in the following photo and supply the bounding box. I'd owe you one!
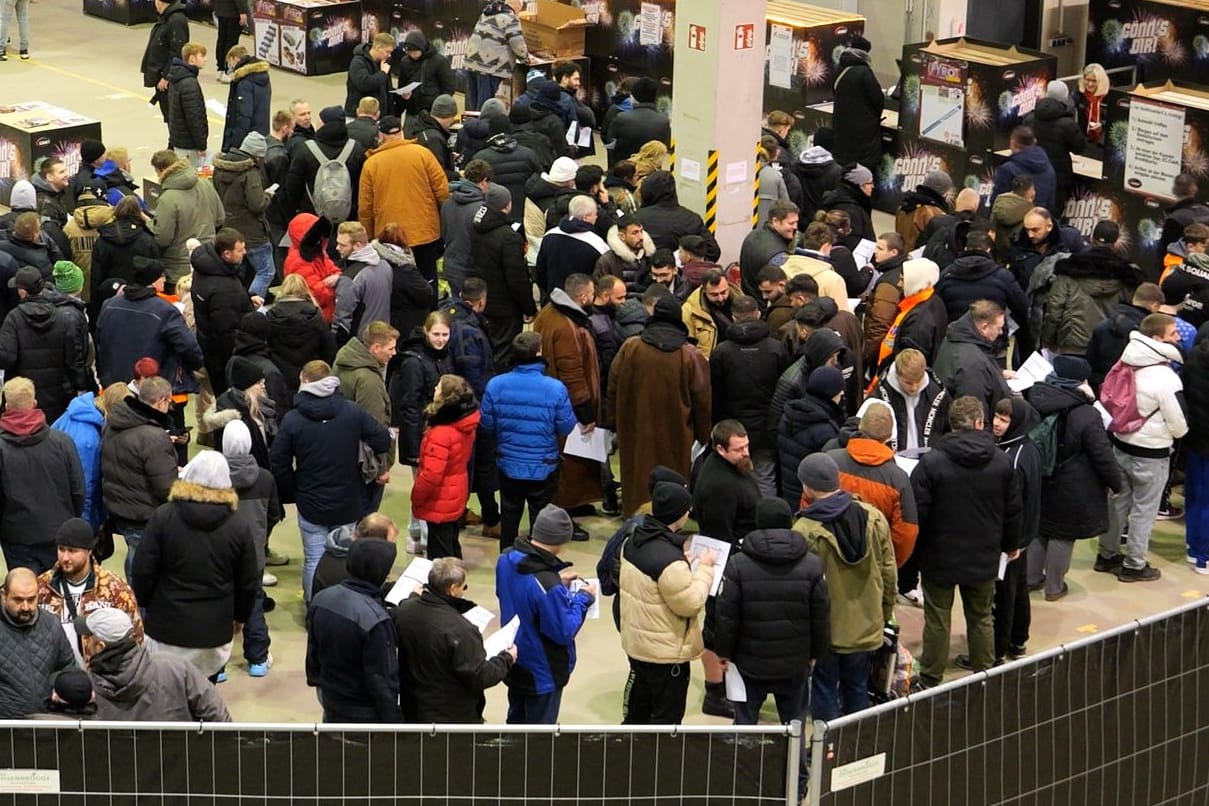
[9,180,35,211]
[181,450,232,490]
[902,258,940,296]
[222,419,253,457]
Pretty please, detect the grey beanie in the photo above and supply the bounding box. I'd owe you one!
[797,453,840,494]
[1047,81,1070,102]
[240,131,268,159]
[485,183,512,213]
[480,98,507,120]
[431,94,458,118]
[921,169,953,196]
[844,164,873,185]
[532,504,574,545]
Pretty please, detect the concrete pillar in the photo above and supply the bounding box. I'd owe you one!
[671,0,768,264]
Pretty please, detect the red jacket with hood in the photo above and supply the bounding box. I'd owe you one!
[283,213,340,322]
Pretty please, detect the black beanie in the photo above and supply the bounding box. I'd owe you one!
[651,482,692,524]
[347,539,398,588]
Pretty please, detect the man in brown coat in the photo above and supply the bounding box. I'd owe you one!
[607,296,712,516]
[532,273,602,532]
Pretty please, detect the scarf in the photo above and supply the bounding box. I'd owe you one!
[877,287,934,371]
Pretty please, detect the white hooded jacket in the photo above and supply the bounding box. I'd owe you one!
[1113,330,1188,451]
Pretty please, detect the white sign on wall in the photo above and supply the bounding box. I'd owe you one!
[1124,99,1185,198]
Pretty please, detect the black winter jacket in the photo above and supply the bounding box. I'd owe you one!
[100,397,179,525]
[190,243,254,370]
[140,0,190,87]
[710,318,789,451]
[537,217,608,295]
[1184,331,1209,455]
[894,293,949,367]
[344,43,392,116]
[91,219,162,307]
[713,527,829,681]
[166,58,207,151]
[911,428,1024,586]
[0,609,75,718]
[871,367,949,450]
[346,116,380,153]
[404,111,457,179]
[211,150,270,245]
[391,330,453,463]
[935,250,1029,325]
[819,180,875,244]
[831,48,884,168]
[738,224,794,298]
[393,589,514,723]
[606,103,671,170]
[132,480,258,649]
[1161,197,1209,257]
[1027,382,1123,539]
[692,451,761,544]
[1086,303,1148,391]
[634,172,721,261]
[0,233,58,275]
[282,122,366,220]
[471,205,534,319]
[0,414,83,546]
[472,135,543,222]
[447,298,496,398]
[1024,98,1085,196]
[795,147,843,222]
[0,295,90,423]
[995,397,1044,549]
[265,300,337,397]
[391,33,456,117]
[778,392,844,506]
[221,57,271,153]
[379,242,434,339]
[228,331,292,418]
[95,284,203,390]
[271,387,391,524]
[933,313,1013,422]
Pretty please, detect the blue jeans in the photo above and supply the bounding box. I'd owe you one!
[117,522,146,583]
[245,242,276,299]
[298,514,341,602]
[506,687,562,724]
[0,0,30,53]
[466,72,502,111]
[810,651,871,721]
[242,586,270,663]
[1187,449,1209,566]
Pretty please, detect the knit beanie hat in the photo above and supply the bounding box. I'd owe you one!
[921,170,953,197]
[222,419,253,457]
[8,180,35,210]
[239,131,268,159]
[806,365,845,399]
[481,98,508,120]
[651,295,683,325]
[56,517,96,550]
[53,261,85,294]
[651,481,692,525]
[431,94,458,118]
[180,450,232,490]
[1047,81,1070,102]
[797,453,839,493]
[1052,355,1091,382]
[52,667,95,710]
[647,464,687,492]
[80,139,106,165]
[531,504,574,545]
[902,257,940,296]
[844,164,873,185]
[485,183,512,213]
[228,356,266,391]
[755,498,793,530]
[319,106,345,125]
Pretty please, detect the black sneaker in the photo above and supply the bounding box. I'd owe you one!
[1156,504,1184,520]
[702,689,734,718]
[601,487,621,517]
[1093,554,1124,574]
[908,679,934,694]
[1007,644,1027,659]
[954,655,1002,671]
[0,52,7,62]
[19,49,27,60]
[1118,564,1162,583]
[571,524,590,542]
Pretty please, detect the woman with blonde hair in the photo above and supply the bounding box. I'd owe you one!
[264,272,336,399]
[411,374,480,559]
[756,134,789,228]
[1076,63,1110,144]
[630,139,669,199]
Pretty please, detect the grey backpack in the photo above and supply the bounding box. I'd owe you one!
[305,139,355,223]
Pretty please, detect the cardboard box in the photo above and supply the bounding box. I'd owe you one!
[0,102,102,206]
[520,0,588,58]
[82,0,157,27]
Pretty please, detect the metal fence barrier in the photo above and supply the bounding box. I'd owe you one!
[0,721,802,805]
[808,596,1209,806]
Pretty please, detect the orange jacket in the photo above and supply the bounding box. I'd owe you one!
[828,437,919,566]
[358,138,451,247]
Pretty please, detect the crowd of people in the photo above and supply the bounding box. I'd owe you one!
[0,20,1200,747]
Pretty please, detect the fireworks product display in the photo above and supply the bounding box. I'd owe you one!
[82,0,157,26]
[762,2,865,113]
[255,0,361,75]
[1087,0,1209,84]
[0,103,101,207]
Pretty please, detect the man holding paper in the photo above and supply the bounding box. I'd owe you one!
[393,558,515,723]
[618,482,716,724]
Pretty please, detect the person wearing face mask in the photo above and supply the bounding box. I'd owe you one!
[0,568,75,718]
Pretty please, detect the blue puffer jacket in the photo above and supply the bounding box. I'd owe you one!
[445,298,496,398]
[52,393,106,530]
[495,537,593,695]
[480,360,577,481]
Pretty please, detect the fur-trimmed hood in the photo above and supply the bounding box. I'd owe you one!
[606,224,655,262]
[158,159,197,191]
[1053,247,1143,286]
[371,240,417,268]
[230,58,269,83]
[168,480,240,510]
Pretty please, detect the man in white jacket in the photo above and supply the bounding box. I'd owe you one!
[1095,313,1189,582]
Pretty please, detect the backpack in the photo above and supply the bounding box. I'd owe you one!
[596,517,638,598]
[1027,411,1064,478]
[1099,360,1157,434]
[305,139,355,224]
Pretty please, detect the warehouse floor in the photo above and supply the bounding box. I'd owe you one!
[1,0,1205,725]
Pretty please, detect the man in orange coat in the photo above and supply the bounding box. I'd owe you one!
[358,115,451,289]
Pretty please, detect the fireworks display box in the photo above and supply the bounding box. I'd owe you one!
[1087,0,1209,84]
[762,2,865,114]
[184,0,213,23]
[83,0,157,26]
[255,0,361,75]
[0,102,101,207]
[520,0,589,59]
[583,0,674,119]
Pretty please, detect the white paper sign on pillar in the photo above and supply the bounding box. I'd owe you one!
[1124,99,1186,198]
[768,24,793,89]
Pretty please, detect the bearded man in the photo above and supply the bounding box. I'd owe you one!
[691,419,761,543]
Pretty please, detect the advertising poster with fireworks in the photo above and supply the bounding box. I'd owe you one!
[876,137,965,213]
[1103,86,1209,197]
[273,0,360,75]
[584,0,673,116]
[761,18,865,114]
[919,52,967,148]
[1089,0,1209,83]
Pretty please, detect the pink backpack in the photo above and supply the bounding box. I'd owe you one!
[1100,361,1157,434]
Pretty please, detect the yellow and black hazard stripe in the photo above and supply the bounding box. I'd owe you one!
[752,142,762,228]
[668,137,676,174]
[705,149,719,234]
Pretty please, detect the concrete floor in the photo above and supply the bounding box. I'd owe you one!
[3,0,1207,725]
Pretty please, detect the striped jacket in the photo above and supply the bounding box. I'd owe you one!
[464,2,528,79]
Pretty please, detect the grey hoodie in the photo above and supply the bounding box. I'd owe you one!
[440,179,487,289]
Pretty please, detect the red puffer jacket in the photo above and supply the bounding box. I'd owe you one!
[411,398,480,523]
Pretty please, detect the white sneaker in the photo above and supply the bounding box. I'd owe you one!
[262,571,278,587]
[1187,553,1198,565]
[216,71,233,83]
[407,538,419,555]
[896,587,924,608]
[1195,563,1209,576]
